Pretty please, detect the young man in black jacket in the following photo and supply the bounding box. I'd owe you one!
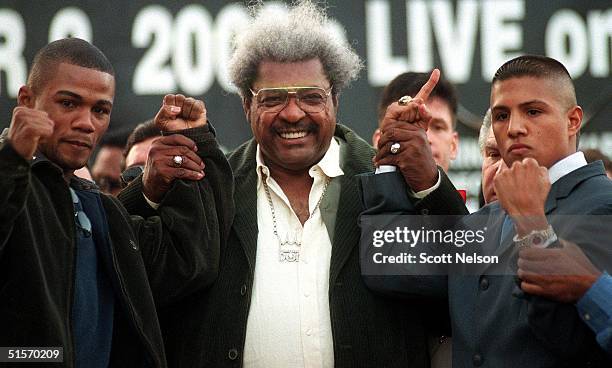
[0,38,233,367]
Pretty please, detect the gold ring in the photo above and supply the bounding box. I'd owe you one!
[398,96,412,106]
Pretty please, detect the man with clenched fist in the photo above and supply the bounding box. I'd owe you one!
[0,38,233,367]
[363,55,612,366]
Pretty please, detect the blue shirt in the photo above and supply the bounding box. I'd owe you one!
[576,272,612,355]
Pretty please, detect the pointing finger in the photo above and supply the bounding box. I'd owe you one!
[414,68,440,101]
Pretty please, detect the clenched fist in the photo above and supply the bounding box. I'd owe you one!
[494,157,551,236]
[155,94,207,131]
[8,106,55,160]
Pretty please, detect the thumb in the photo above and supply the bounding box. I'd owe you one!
[154,104,181,129]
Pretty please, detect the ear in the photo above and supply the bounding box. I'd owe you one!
[372,128,381,148]
[332,93,339,108]
[449,131,459,160]
[566,105,582,138]
[17,86,35,108]
[242,96,251,123]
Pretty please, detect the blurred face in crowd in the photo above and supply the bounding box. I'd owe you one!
[426,97,458,172]
[92,145,123,195]
[19,62,115,175]
[491,76,581,169]
[481,126,503,204]
[372,96,458,173]
[125,136,158,169]
[244,58,337,174]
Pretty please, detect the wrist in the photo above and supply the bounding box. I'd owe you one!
[511,213,547,237]
[408,166,438,192]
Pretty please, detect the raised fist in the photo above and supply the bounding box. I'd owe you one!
[8,106,55,160]
[154,94,207,131]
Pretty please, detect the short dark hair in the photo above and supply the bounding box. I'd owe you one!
[124,119,160,158]
[377,71,458,126]
[492,55,579,147]
[492,54,572,84]
[27,38,115,94]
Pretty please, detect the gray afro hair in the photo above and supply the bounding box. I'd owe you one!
[228,0,363,97]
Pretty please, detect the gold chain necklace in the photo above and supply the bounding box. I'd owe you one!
[262,172,331,262]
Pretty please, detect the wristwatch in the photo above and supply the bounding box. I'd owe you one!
[513,225,558,249]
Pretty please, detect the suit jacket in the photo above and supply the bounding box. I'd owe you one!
[160,124,450,367]
[362,161,612,367]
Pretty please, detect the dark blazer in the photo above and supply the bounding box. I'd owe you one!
[362,161,612,367]
[160,124,452,367]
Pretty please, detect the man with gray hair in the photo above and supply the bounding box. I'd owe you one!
[479,109,503,205]
[157,1,458,367]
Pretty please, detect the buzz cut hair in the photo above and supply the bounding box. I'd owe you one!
[27,38,115,94]
[492,55,577,109]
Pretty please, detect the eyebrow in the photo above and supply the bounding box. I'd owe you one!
[56,90,113,108]
[492,99,549,111]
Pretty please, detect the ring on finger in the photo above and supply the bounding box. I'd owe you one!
[390,142,401,154]
[398,95,412,106]
[172,155,184,167]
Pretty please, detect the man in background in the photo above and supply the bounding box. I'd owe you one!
[373,72,459,173]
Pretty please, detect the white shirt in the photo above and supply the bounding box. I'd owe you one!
[548,151,587,184]
[242,138,344,368]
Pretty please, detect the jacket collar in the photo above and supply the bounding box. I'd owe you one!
[228,124,375,278]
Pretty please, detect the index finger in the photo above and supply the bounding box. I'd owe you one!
[414,69,440,101]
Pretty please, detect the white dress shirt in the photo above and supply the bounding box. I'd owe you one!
[242,138,344,368]
[547,151,587,184]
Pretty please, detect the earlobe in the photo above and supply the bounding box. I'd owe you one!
[567,105,582,136]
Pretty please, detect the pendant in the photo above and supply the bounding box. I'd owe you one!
[278,231,301,262]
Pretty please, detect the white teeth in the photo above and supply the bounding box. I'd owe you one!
[280,131,308,139]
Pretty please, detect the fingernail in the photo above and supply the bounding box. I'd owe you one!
[170,106,181,113]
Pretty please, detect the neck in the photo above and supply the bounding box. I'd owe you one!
[267,164,313,193]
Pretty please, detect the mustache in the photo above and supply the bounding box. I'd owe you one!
[272,121,318,133]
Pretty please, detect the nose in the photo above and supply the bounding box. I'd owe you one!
[506,113,527,138]
[72,109,95,133]
[277,95,306,123]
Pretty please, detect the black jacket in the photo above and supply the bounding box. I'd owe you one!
[157,124,464,367]
[0,127,233,367]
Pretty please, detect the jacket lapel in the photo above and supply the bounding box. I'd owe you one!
[229,140,259,271]
[484,162,605,273]
[328,125,376,284]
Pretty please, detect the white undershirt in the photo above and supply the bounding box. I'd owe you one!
[242,138,343,368]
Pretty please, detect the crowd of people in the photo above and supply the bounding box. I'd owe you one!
[0,0,610,367]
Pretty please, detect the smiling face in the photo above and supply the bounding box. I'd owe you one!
[20,62,115,174]
[244,58,337,174]
[490,76,581,169]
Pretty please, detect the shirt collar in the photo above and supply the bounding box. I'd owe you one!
[256,137,344,188]
[548,151,587,185]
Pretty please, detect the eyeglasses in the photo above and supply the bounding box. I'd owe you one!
[69,188,92,238]
[120,165,144,188]
[249,86,333,113]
